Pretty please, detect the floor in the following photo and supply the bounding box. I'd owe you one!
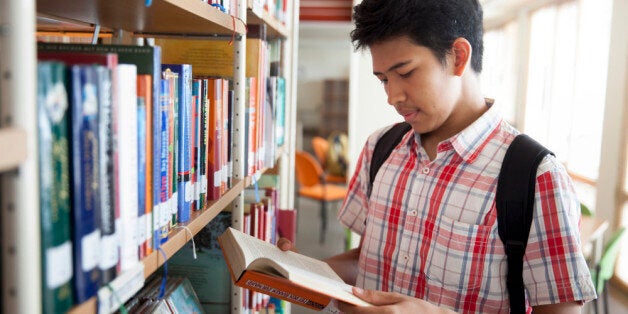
[290,198,628,314]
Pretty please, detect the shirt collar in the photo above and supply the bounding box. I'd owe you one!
[400,99,502,163]
[449,99,501,163]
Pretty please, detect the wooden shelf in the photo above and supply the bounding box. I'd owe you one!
[247,6,289,38]
[68,178,247,313]
[0,128,27,172]
[142,178,245,276]
[36,0,246,37]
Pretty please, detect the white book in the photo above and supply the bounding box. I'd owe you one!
[115,63,139,272]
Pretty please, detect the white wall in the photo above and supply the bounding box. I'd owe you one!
[347,49,400,176]
[297,22,353,132]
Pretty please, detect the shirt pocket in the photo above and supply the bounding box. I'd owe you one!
[423,215,493,292]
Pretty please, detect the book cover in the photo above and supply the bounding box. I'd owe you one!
[69,64,102,303]
[165,277,205,314]
[161,68,178,227]
[218,227,371,311]
[37,61,75,313]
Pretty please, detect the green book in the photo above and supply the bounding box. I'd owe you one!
[37,61,74,313]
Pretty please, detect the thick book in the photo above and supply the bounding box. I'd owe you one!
[37,61,75,313]
[69,64,102,303]
[217,227,370,311]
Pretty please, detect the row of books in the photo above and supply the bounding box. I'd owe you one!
[152,175,296,313]
[36,40,286,313]
[201,0,240,19]
[250,0,291,25]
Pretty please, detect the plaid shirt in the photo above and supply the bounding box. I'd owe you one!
[338,105,596,313]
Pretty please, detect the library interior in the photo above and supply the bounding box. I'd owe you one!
[1,0,627,313]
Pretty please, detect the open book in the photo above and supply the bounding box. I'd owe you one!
[217,227,371,310]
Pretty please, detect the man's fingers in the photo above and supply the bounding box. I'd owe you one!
[276,237,297,252]
[352,287,404,305]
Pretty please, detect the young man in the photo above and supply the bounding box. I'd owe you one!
[281,0,596,313]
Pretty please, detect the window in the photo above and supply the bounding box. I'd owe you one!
[482,21,518,125]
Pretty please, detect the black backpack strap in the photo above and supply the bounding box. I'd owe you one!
[368,122,412,197]
[496,134,553,313]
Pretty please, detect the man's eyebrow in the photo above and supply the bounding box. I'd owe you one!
[373,60,412,76]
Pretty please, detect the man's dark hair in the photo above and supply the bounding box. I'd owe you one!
[351,0,484,73]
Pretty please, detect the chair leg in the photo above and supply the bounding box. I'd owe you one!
[319,200,328,244]
[603,280,609,314]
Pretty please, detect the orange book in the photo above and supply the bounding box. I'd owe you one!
[217,227,371,311]
[137,74,153,257]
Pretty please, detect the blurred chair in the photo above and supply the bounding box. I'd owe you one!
[294,150,347,243]
[311,136,346,184]
[591,227,626,314]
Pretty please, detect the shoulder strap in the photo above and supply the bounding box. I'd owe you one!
[368,122,412,197]
[496,134,553,314]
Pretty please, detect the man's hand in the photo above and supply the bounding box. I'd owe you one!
[337,287,457,314]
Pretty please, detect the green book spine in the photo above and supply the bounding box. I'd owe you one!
[37,61,75,313]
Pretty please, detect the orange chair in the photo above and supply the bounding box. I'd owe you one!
[294,150,348,243]
[311,136,346,184]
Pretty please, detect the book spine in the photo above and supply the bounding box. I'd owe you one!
[70,64,102,303]
[192,79,204,210]
[37,61,75,313]
[137,96,147,260]
[115,64,139,273]
[138,74,154,257]
[152,59,163,251]
[176,64,192,223]
[158,78,171,246]
[200,78,209,204]
[96,65,118,284]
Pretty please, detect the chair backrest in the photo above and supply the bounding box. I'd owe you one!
[294,150,324,188]
[597,226,627,292]
[311,136,329,166]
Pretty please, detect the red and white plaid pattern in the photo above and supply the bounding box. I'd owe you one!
[338,105,596,313]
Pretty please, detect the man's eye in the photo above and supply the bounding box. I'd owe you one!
[379,78,388,85]
[400,71,413,78]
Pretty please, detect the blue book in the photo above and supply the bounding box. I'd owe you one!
[162,64,192,223]
[137,97,147,250]
[158,78,171,247]
[69,64,102,303]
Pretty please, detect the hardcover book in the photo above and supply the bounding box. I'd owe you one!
[217,227,370,311]
[37,61,75,313]
[69,64,102,303]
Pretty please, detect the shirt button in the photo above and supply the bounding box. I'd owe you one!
[410,210,417,216]
[403,255,409,261]
[422,167,430,174]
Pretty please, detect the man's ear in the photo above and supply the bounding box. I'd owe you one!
[451,37,472,77]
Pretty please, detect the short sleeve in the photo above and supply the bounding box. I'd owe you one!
[523,155,597,305]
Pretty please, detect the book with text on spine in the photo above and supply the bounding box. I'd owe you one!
[217,227,370,311]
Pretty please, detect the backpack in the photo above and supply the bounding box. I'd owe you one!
[369,122,553,314]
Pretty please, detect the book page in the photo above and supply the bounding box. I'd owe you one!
[227,228,370,307]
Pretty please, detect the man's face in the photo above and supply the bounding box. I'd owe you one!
[370,36,461,135]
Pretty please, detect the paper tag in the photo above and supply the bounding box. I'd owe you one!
[46,241,73,288]
[81,229,101,271]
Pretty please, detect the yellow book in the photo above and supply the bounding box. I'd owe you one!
[154,38,263,78]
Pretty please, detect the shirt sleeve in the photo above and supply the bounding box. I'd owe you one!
[337,127,391,235]
[523,155,597,306]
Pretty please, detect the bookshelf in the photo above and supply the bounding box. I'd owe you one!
[0,0,298,313]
